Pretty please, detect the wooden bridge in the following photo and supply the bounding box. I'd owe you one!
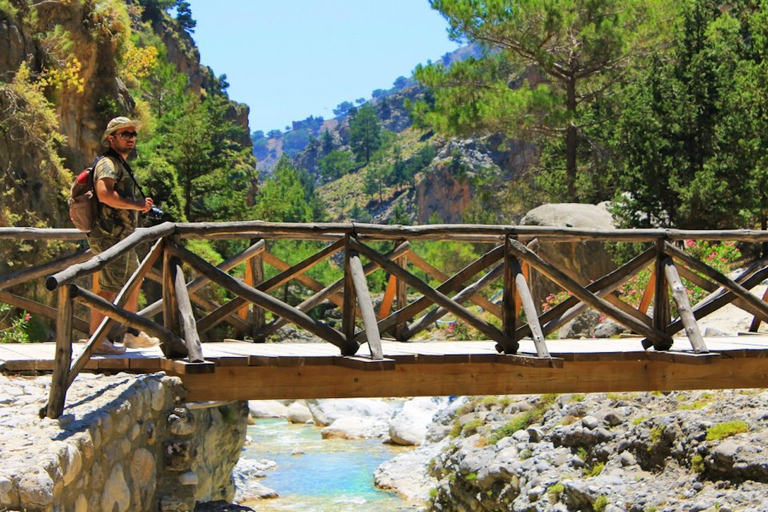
[1,222,768,419]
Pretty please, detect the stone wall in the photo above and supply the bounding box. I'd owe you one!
[0,372,248,512]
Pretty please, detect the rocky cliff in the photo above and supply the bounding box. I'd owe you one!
[0,0,250,232]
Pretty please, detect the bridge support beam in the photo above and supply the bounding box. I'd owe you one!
[176,356,768,402]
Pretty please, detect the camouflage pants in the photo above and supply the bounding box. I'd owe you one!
[87,233,139,294]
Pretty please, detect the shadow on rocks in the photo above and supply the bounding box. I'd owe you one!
[195,501,254,512]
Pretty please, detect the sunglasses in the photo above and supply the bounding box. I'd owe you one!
[116,131,138,140]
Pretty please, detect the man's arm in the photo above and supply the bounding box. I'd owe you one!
[96,177,153,213]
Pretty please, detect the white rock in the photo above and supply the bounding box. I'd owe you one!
[321,416,386,439]
[286,401,313,424]
[306,398,397,426]
[18,469,53,509]
[248,400,288,418]
[101,464,130,512]
[388,397,446,446]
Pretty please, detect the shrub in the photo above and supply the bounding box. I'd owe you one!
[593,495,609,512]
[691,454,704,473]
[547,482,565,502]
[0,304,30,343]
[706,421,749,441]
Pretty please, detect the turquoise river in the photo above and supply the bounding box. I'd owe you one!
[241,418,423,511]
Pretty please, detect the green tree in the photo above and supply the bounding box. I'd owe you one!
[319,149,356,183]
[613,0,756,229]
[321,129,334,155]
[255,157,315,222]
[156,94,257,221]
[415,0,673,201]
[175,0,196,34]
[255,156,325,222]
[348,103,382,165]
[363,164,390,203]
[333,101,354,117]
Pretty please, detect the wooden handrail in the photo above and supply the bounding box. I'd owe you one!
[2,221,765,419]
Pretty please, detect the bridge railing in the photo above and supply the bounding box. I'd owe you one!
[4,222,768,418]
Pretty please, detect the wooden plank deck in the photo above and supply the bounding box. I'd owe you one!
[2,336,768,401]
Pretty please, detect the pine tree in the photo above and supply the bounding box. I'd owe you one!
[348,103,382,165]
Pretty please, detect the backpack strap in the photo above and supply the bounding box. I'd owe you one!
[103,148,149,200]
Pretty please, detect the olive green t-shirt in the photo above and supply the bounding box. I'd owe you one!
[90,156,139,240]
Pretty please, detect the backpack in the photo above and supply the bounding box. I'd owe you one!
[68,157,103,232]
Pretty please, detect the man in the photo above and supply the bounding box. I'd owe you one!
[88,116,157,354]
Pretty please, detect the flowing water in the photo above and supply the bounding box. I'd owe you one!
[241,418,422,511]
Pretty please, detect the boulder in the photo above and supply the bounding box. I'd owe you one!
[305,398,397,427]
[248,401,288,419]
[521,203,617,314]
[286,401,312,424]
[388,397,448,446]
[320,417,387,440]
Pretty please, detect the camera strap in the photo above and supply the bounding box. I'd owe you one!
[104,148,148,200]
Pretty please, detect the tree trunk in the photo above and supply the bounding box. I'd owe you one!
[565,76,578,202]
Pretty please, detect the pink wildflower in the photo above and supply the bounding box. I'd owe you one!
[24,313,30,322]
[685,240,695,247]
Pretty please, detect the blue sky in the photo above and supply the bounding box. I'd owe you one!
[187,0,460,134]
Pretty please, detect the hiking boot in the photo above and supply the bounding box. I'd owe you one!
[93,339,126,355]
[123,331,160,348]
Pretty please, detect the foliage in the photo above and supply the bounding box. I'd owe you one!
[617,240,741,308]
[147,93,257,222]
[584,462,605,477]
[593,495,609,512]
[0,0,17,16]
[0,63,70,233]
[547,482,565,502]
[319,149,356,183]
[690,454,705,473]
[348,103,382,165]
[282,128,312,157]
[122,43,159,88]
[89,0,132,49]
[487,396,554,444]
[267,240,343,287]
[706,420,749,441]
[255,156,325,222]
[333,101,354,117]
[609,1,768,231]
[174,0,196,34]
[415,0,673,201]
[0,303,30,343]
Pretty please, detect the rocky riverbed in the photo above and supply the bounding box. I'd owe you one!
[237,386,768,512]
[387,390,768,512]
[2,372,768,511]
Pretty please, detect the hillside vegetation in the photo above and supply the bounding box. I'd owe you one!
[258,0,768,234]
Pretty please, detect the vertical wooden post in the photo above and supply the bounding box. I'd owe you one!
[651,240,671,350]
[342,236,357,343]
[348,249,383,359]
[502,237,517,340]
[516,261,530,317]
[663,257,707,353]
[394,240,408,341]
[173,261,205,361]
[45,285,74,419]
[250,239,266,341]
[162,237,180,354]
[511,256,548,357]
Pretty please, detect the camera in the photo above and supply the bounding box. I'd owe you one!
[145,206,164,221]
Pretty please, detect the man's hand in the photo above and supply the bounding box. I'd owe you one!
[140,197,154,214]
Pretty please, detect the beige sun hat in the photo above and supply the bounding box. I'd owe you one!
[101,116,141,146]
